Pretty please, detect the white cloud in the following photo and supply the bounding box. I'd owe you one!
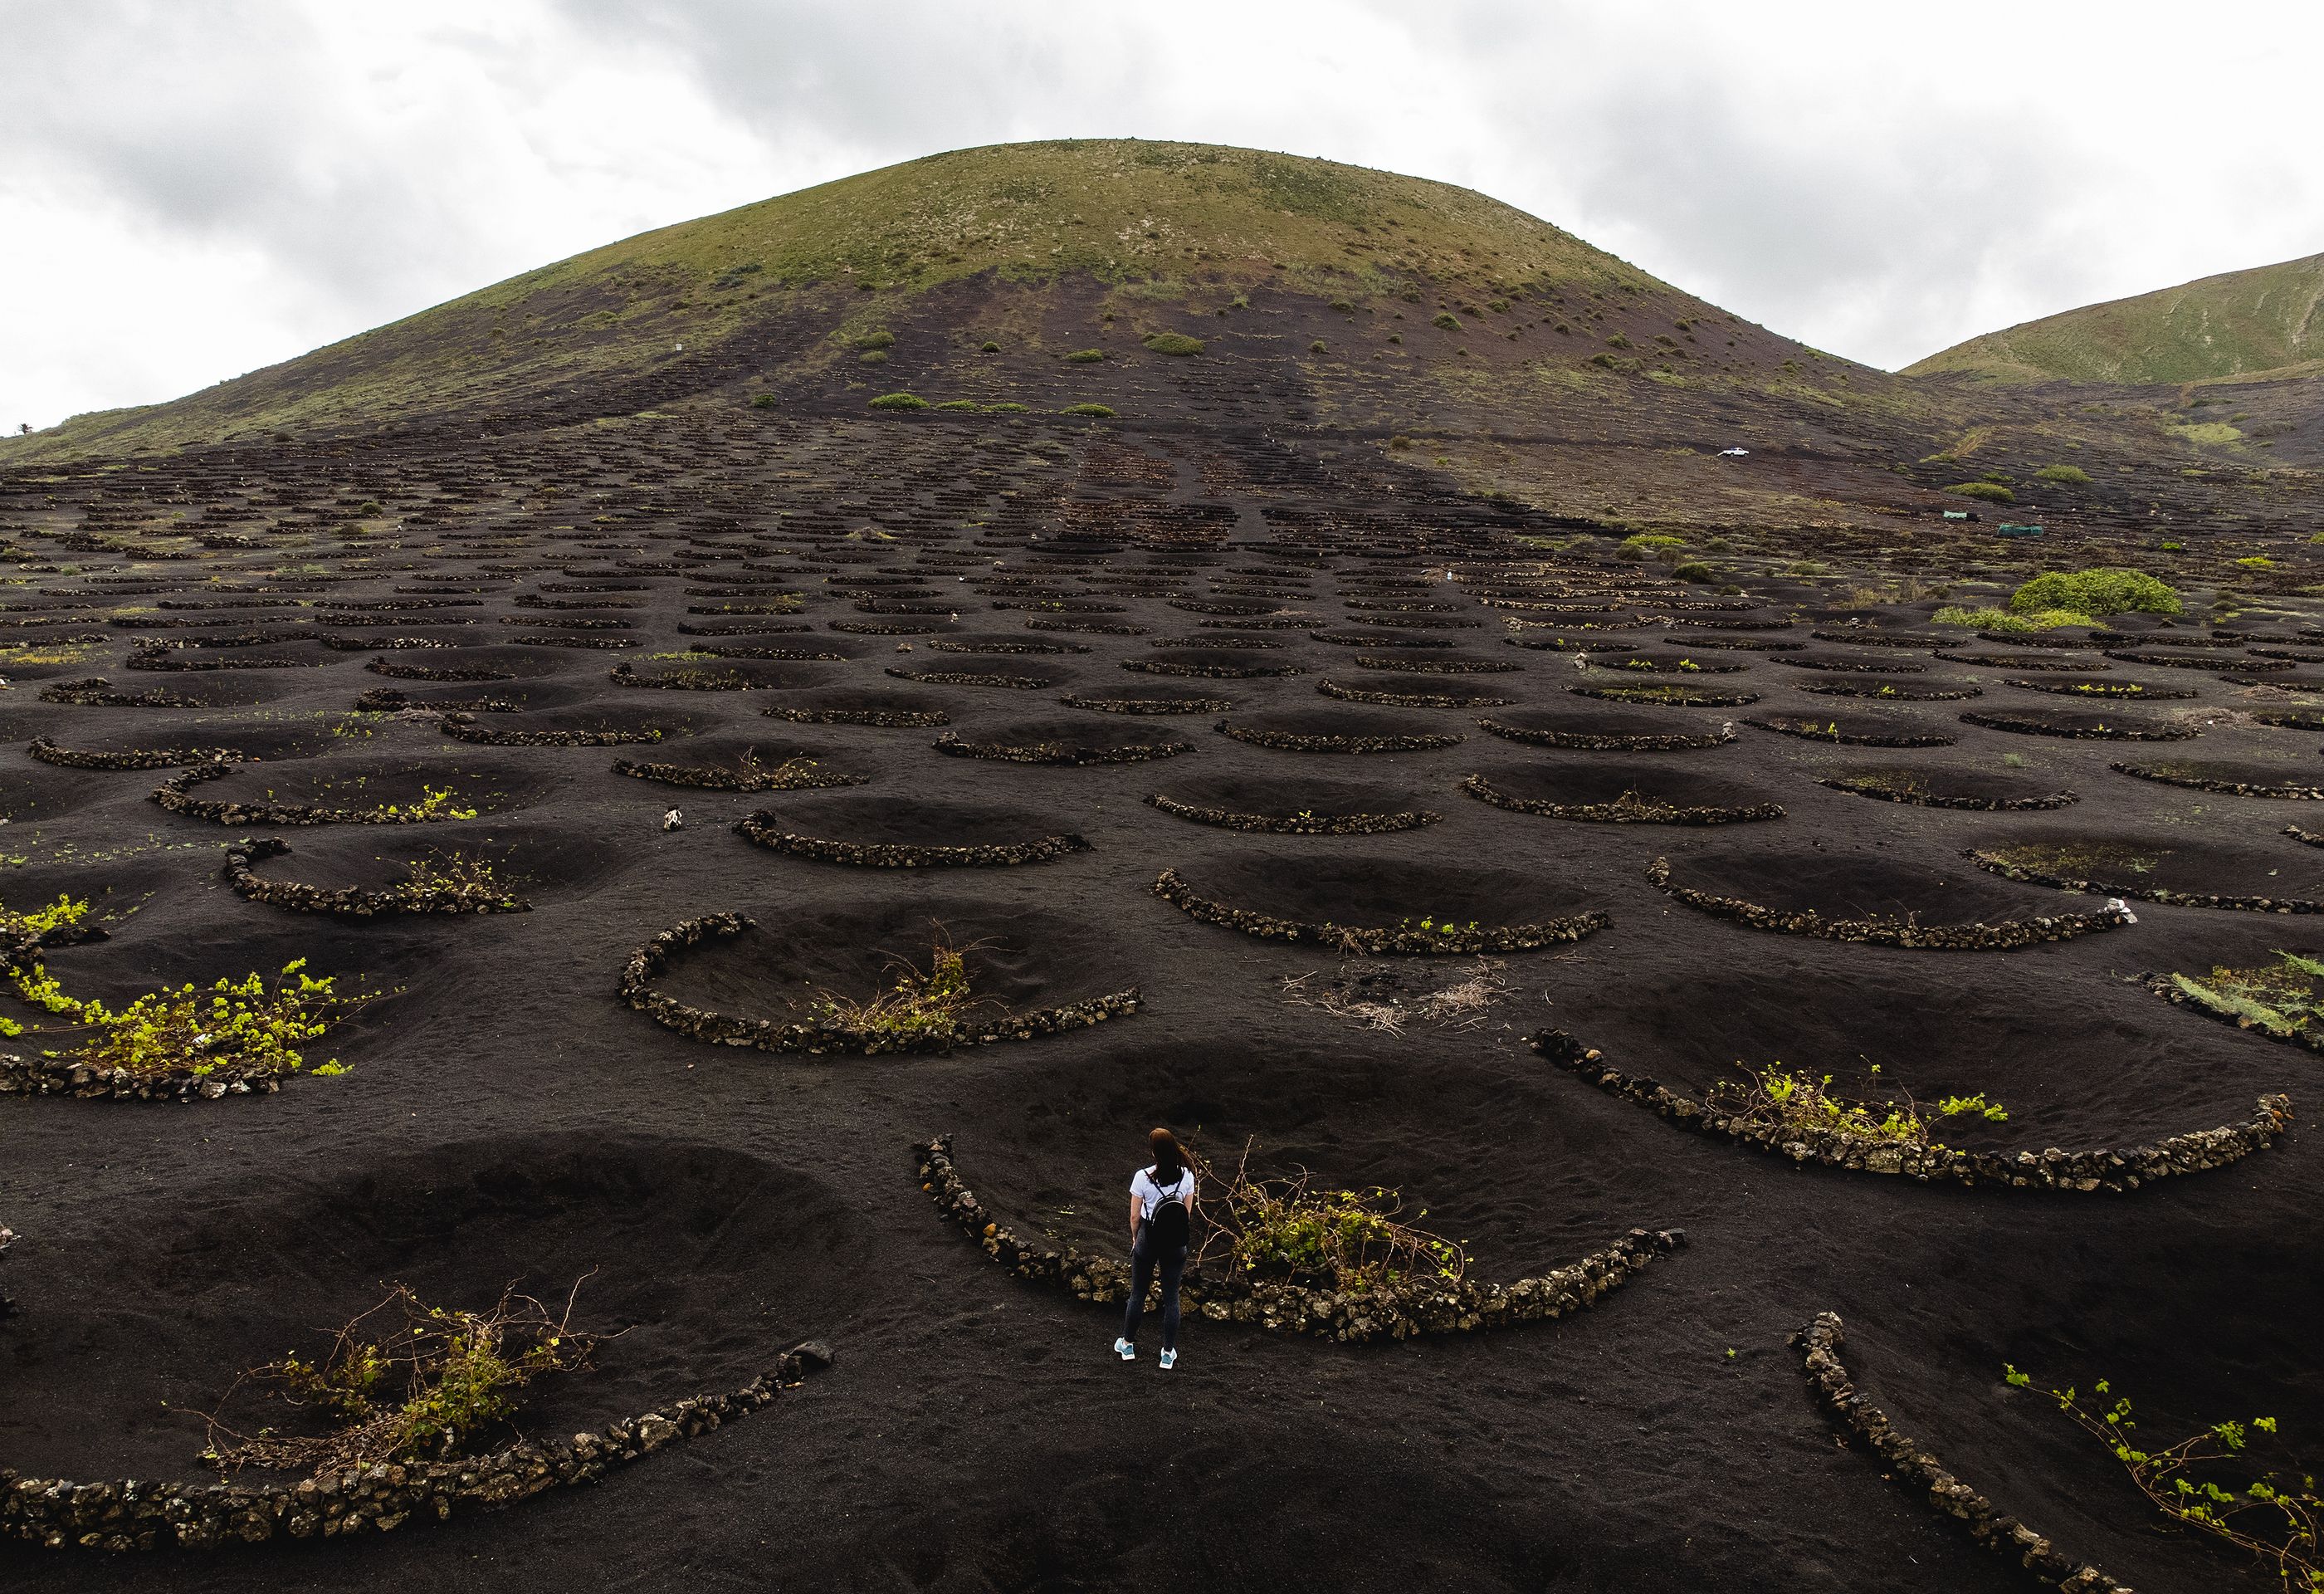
[3,0,2320,429]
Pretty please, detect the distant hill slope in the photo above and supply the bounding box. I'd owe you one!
[1907,251,2324,384]
[12,139,1833,458]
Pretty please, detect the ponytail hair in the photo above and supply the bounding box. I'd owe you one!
[1149,1126,1188,1186]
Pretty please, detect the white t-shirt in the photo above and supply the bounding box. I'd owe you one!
[1130,1166,1193,1216]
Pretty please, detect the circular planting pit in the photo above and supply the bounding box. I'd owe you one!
[26,721,337,771]
[149,755,549,826]
[1969,831,2324,911]
[2004,677,2193,700]
[1584,651,1749,675]
[0,1132,851,1524]
[1777,653,1927,675]
[1813,765,2078,811]
[762,689,950,727]
[1215,708,1465,755]
[932,719,1194,765]
[1125,650,1306,680]
[441,705,691,746]
[223,820,624,917]
[1461,760,1783,824]
[1959,707,2200,741]
[1570,684,1759,708]
[885,663,1059,691]
[1058,686,1233,715]
[622,897,1138,1054]
[374,645,568,680]
[1317,675,1515,709]
[735,795,1089,867]
[1145,772,1438,834]
[37,675,271,709]
[610,735,867,792]
[1477,709,1735,751]
[928,635,1091,656]
[1154,853,1608,954]
[2250,707,2324,731]
[1647,850,2128,949]
[1794,679,1983,702]
[1352,653,1519,673]
[1745,713,1955,747]
[2107,758,2324,799]
[1935,651,2105,672]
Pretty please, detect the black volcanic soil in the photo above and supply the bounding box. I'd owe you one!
[1,406,2320,1594]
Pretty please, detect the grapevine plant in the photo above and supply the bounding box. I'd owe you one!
[205,1282,598,1475]
[9,958,382,1079]
[2005,1367,2321,1589]
[1708,1063,2007,1148]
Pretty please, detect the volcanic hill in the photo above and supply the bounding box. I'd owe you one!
[1910,249,2324,384]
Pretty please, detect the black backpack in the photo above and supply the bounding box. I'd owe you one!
[1144,1170,1191,1250]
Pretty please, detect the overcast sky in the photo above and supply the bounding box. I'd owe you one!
[5,0,2320,431]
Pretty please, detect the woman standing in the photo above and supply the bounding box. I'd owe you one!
[1114,1127,1195,1370]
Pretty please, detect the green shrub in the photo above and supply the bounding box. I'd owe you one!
[1946,482,2015,503]
[854,330,894,350]
[2009,566,2180,619]
[1606,333,1633,350]
[1934,604,2087,633]
[1387,434,1412,450]
[2162,540,2185,551]
[1623,534,1687,550]
[2034,463,2092,486]
[1328,299,1355,313]
[867,393,927,411]
[1672,561,1714,584]
[932,399,979,411]
[857,350,888,364]
[749,394,778,408]
[1060,403,1116,418]
[979,340,1000,353]
[1432,312,1461,330]
[987,402,1028,413]
[1141,332,1204,356]
[1309,340,1327,354]
[1063,349,1106,364]
[2237,555,2276,570]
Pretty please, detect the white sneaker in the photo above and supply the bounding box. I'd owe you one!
[1158,1348,1178,1371]
[1114,1337,1136,1361]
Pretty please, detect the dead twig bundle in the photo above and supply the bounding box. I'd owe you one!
[1277,957,1511,1036]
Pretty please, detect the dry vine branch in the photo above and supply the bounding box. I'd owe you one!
[203,1278,601,1476]
[1188,1139,1467,1293]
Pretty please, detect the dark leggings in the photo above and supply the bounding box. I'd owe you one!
[1121,1230,1186,1352]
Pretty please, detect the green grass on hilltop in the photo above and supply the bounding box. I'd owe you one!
[8,139,1690,460]
[1907,252,2324,384]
